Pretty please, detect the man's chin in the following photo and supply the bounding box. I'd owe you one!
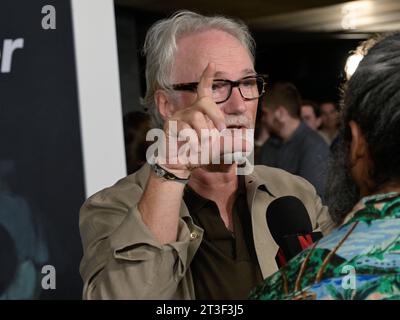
[193,163,237,174]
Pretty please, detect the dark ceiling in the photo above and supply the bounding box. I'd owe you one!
[114,0,400,104]
[115,0,347,20]
[115,0,400,33]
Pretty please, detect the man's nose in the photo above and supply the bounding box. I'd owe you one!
[222,87,247,114]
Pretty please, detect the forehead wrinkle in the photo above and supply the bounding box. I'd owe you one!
[172,30,254,83]
[214,68,256,79]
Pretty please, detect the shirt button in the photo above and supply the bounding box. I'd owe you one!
[190,232,198,240]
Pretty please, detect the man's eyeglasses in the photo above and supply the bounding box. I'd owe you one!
[171,75,266,104]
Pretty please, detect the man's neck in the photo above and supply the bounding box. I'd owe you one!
[188,164,238,201]
[279,118,301,142]
[188,164,239,232]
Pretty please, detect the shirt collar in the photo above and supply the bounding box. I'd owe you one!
[183,175,247,214]
[342,191,400,226]
[136,163,277,218]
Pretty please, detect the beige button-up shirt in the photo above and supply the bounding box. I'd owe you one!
[79,164,334,299]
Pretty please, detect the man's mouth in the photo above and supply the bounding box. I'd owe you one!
[226,125,247,129]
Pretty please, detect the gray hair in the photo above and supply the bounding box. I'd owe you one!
[141,10,256,128]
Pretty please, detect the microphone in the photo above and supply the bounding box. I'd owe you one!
[266,196,323,267]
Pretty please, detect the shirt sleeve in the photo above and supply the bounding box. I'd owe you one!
[79,184,202,299]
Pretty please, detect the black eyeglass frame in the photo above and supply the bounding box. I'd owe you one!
[171,75,267,104]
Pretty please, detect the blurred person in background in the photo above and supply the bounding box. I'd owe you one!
[301,100,332,148]
[319,101,340,146]
[301,99,322,132]
[123,111,153,175]
[260,82,329,199]
[254,101,270,163]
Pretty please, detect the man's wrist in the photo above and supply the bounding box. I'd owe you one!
[159,163,191,179]
[150,163,191,183]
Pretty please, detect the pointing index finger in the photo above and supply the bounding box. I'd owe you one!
[196,63,226,131]
[197,62,215,100]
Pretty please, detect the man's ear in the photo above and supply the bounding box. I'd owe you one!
[154,90,175,121]
[349,120,368,166]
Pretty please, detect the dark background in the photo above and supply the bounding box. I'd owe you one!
[252,32,360,103]
[0,0,84,299]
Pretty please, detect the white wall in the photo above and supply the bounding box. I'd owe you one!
[71,0,127,197]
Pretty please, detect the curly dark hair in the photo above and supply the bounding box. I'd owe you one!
[326,32,400,224]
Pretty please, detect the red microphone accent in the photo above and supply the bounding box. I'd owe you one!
[298,234,315,250]
[276,248,287,267]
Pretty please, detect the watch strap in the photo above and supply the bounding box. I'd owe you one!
[151,163,190,184]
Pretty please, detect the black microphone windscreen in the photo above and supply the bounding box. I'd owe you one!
[266,196,312,247]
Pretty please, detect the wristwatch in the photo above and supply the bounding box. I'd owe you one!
[151,163,190,184]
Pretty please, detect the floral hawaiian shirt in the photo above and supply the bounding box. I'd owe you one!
[250,192,400,300]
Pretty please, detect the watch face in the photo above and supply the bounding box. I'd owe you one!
[155,167,165,177]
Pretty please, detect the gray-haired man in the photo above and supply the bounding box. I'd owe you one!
[79,11,333,299]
